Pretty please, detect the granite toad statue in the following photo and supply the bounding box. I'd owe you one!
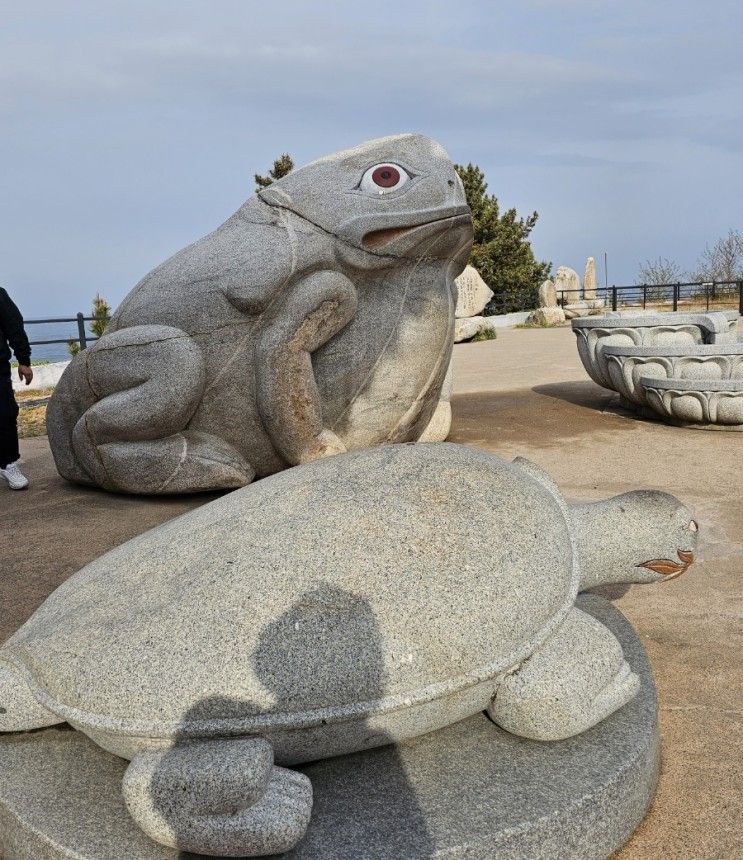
[0,444,696,856]
[46,134,473,494]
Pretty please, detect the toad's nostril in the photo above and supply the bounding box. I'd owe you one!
[689,520,698,532]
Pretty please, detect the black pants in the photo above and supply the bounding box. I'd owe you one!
[0,375,20,469]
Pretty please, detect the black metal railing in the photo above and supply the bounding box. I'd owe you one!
[555,280,743,314]
[25,282,743,353]
[24,313,99,351]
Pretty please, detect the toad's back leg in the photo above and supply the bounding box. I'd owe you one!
[47,325,254,494]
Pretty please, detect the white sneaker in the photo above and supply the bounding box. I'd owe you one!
[0,462,29,490]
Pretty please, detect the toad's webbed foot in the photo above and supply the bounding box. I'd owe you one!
[122,738,313,857]
[49,325,254,493]
[92,430,255,494]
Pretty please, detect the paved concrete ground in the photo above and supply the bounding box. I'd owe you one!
[2,326,741,859]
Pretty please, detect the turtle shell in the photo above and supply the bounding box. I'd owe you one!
[2,444,578,761]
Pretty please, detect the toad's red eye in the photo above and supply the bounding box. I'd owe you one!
[359,162,410,194]
[371,165,400,187]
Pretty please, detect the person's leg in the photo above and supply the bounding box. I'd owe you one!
[0,376,20,469]
[0,376,26,487]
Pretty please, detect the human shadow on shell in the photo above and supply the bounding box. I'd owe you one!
[148,584,435,859]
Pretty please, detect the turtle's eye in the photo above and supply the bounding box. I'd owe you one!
[359,163,411,195]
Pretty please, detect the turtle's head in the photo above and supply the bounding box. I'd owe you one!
[629,493,698,584]
[572,491,698,591]
[0,661,62,732]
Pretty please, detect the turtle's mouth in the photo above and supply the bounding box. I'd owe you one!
[636,549,695,582]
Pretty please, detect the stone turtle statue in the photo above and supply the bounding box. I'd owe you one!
[0,444,697,856]
[46,134,473,495]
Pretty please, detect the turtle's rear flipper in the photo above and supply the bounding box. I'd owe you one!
[122,737,313,856]
[0,663,62,732]
[487,607,639,741]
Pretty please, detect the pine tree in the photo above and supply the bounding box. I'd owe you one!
[455,163,551,313]
[90,293,111,339]
[254,154,295,192]
[68,293,111,356]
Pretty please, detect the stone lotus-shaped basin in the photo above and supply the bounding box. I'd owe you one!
[572,311,739,389]
[639,376,743,430]
[603,342,743,407]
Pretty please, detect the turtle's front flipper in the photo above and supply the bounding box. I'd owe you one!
[487,607,640,741]
[122,737,312,856]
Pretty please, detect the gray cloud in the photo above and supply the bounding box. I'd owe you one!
[1,0,742,315]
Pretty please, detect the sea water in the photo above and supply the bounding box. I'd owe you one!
[17,321,98,364]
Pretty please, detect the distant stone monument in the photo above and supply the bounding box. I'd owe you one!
[528,264,604,324]
[554,266,581,305]
[452,265,497,342]
[454,265,493,318]
[539,278,557,308]
[527,278,566,325]
[584,257,598,300]
[46,134,473,495]
[0,443,698,857]
[547,261,606,319]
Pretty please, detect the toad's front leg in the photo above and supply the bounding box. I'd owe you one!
[256,270,358,465]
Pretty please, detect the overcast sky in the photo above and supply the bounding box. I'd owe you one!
[3,0,742,316]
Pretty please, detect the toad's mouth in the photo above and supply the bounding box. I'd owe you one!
[363,225,416,249]
[361,212,472,251]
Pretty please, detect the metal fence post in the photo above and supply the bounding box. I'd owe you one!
[672,283,679,312]
[642,284,647,309]
[76,312,88,350]
[739,282,743,316]
[611,286,617,311]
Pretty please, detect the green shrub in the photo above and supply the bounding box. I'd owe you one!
[454,163,551,313]
[471,327,497,342]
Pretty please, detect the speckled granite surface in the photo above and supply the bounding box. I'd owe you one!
[0,595,658,860]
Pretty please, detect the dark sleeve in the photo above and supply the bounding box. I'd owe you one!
[0,289,31,366]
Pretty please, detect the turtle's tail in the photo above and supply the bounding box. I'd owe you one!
[0,661,63,732]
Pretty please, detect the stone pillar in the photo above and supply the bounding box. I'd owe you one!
[539,280,557,308]
[584,257,597,300]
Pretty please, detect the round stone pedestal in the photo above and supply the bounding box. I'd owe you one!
[0,596,659,860]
